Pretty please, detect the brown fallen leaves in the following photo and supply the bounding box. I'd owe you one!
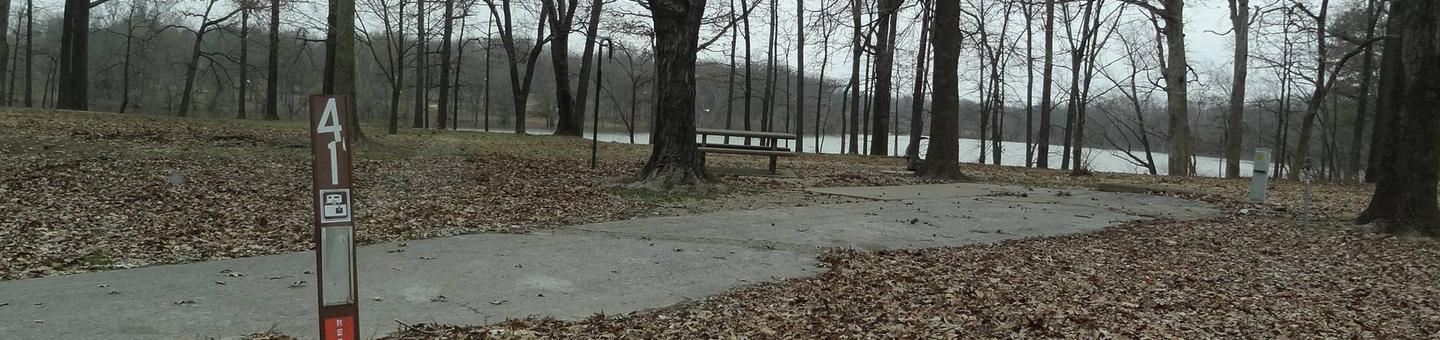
[0,109,892,281]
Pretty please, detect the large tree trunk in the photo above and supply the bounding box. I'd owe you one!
[743,4,753,144]
[545,0,581,136]
[237,8,249,119]
[437,0,453,130]
[0,0,10,102]
[1036,0,1055,168]
[631,0,714,191]
[869,0,900,155]
[325,0,365,143]
[572,0,605,136]
[1162,0,1192,176]
[265,0,280,120]
[1357,0,1439,235]
[725,0,737,142]
[413,0,427,128]
[1223,0,1249,178]
[23,0,32,108]
[905,0,931,158]
[794,0,804,152]
[1023,3,1034,167]
[847,0,862,154]
[56,0,88,110]
[387,0,407,134]
[1365,18,1401,183]
[917,0,966,180]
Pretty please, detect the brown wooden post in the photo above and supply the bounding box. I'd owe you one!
[310,95,359,340]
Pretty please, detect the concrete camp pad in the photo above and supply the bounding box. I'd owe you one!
[0,234,815,339]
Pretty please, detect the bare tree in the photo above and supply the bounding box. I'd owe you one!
[437,0,454,130]
[868,0,900,155]
[1121,0,1191,176]
[484,0,550,134]
[1347,0,1379,180]
[1222,0,1253,178]
[794,0,804,152]
[540,0,580,135]
[178,0,242,117]
[264,0,280,120]
[413,0,427,128]
[904,0,930,158]
[359,0,410,133]
[236,1,254,119]
[917,0,965,180]
[846,0,862,154]
[1036,0,1054,168]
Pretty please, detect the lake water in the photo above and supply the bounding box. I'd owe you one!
[470,129,1253,177]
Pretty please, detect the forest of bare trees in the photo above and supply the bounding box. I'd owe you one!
[0,0,1412,182]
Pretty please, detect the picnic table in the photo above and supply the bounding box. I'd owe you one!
[696,128,798,174]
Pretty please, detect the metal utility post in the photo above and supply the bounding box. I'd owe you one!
[309,95,359,340]
[1248,148,1272,203]
[591,39,609,170]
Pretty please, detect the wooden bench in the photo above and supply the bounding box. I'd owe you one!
[696,128,798,174]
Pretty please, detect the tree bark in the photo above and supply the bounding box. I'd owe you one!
[1357,0,1440,235]
[1223,0,1249,178]
[847,0,862,154]
[1161,0,1191,176]
[572,0,605,136]
[437,0,454,130]
[23,0,32,108]
[265,0,281,120]
[325,0,365,143]
[905,0,931,158]
[794,0,804,152]
[543,0,581,136]
[0,0,11,102]
[869,0,900,155]
[917,0,966,180]
[1366,18,1400,183]
[56,0,89,110]
[631,0,714,191]
[1036,0,1055,168]
[413,0,428,128]
[237,7,250,119]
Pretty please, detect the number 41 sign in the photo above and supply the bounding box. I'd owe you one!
[310,95,359,340]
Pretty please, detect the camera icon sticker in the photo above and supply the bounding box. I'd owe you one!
[318,189,352,224]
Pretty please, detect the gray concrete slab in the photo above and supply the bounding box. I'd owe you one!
[0,234,816,340]
[0,182,1218,339]
[576,198,1138,251]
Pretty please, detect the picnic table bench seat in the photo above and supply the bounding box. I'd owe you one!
[695,128,798,174]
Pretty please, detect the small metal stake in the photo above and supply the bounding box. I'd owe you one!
[1302,158,1314,226]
